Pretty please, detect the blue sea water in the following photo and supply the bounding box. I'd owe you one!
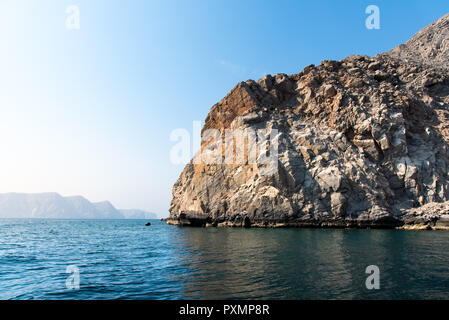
[0,219,449,300]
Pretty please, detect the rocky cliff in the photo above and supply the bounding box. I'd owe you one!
[168,14,449,230]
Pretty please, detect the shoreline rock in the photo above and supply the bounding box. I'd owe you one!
[165,216,401,229]
[166,201,449,230]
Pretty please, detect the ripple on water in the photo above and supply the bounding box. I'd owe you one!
[1,220,449,299]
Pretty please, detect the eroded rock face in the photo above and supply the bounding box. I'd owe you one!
[169,14,449,228]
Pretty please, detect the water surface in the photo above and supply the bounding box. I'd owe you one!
[1,219,448,299]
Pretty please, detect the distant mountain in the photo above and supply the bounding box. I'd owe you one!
[119,209,158,219]
[93,201,124,219]
[0,193,156,219]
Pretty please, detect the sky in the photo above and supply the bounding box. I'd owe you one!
[0,0,448,217]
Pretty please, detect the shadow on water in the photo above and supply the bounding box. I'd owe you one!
[171,227,449,299]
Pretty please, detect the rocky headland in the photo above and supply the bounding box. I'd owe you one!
[168,14,449,230]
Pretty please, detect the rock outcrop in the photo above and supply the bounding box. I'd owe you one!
[168,14,449,229]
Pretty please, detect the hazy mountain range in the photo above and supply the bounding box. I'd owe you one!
[0,193,157,219]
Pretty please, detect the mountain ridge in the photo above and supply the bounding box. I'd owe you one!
[384,13,449,70]
[0,192,157,219]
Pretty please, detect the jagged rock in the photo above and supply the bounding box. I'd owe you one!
[323,84,337,98]
[168,14,449,229]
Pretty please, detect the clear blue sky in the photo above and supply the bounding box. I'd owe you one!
[0,0,448,217]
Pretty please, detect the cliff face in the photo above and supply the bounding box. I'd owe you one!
[169,14,449,229]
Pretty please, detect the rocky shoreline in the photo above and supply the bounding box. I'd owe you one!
[165,202,449,230]
[166,214,400,229]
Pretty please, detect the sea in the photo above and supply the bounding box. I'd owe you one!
[0,219,448,300]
